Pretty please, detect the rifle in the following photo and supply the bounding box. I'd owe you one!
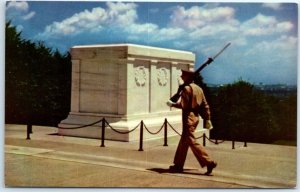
[169,43,231,103]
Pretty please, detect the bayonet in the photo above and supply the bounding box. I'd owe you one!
[169,43,231,103]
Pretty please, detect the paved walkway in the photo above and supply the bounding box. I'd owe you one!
[4,124,297,189]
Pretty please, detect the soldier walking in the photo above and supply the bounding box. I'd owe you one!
[167,69,217,175]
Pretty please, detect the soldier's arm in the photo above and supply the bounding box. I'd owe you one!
[172,86,191,109]
[201,94,211,120]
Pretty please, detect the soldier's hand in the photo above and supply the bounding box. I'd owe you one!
[205,120,213,129]
[166,100,175,107]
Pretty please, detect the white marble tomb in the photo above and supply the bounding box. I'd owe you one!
[58,44,210,141]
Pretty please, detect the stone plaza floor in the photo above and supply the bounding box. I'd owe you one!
[3,124,297,189]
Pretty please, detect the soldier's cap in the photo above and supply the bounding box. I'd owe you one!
[181,69,195,77]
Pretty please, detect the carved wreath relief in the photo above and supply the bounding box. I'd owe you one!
[157,68,168,86]
[135,66,147,86]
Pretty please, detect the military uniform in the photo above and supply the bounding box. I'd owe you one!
[171,83,216,174]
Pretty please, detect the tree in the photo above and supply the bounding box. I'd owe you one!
[5,22,71,126]
[211,80,279,143]
[270,95,297,141]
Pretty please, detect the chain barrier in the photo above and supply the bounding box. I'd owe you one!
[105,119,141,134]
[195,134,204,139]
[26,117,246,150]
[143,122,164,135]
[204,134,225,144]
[57,119,103,129]
[215,140,226,144]
[166,121,182,136]
[166,120,204,140]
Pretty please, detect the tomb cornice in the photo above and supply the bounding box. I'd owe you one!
[71,43,195,64]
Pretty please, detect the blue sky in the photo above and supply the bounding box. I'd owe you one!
[5,1,298,85]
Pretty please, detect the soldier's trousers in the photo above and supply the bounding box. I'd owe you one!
[173,122,213,168]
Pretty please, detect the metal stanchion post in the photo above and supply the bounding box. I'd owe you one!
[244,141,247,147]
[26,124,31,140]
[203,133,206,147]
[232,141,235,149]
[29,124,33,133]
[138,121,144,151]
[163,118,168,146]
[100,118,105,147]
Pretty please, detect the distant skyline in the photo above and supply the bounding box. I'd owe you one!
[5,1,298,85]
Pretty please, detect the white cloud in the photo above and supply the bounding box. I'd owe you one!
[242,35,297,84]
[149,8,159,14]
[276,22,294,33]
[16,24,24,32]
[241,13,293,36]
[126,23,184,42]
[45,7,109,36]
[6,1,29,12]
[170,5,237,30]
[125,5,237,44]
[165,5,297,84]
[6,1,35,21]
[189,23,239,38]
[39,3,294,47]
[39,2,138,37]
[263,35,297,53]
[167,5,241,50]
[151,27,185,42]
[167,6,293,48]
[30,2,296,84]
[262,3,283,11]
[245,35,297,61]
[22,11,36,20]
[126,23,158,34]
[39,1,184,43]
[106,2,138,25]
[37,3,296,64]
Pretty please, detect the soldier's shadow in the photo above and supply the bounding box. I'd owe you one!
[147,168,210,176]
